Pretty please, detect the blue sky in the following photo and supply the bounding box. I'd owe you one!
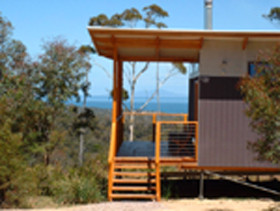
[1,0,279,98]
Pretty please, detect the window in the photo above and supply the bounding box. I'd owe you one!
[248,62,257,76]
[248,62,269,77]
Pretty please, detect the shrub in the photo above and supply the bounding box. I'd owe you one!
[1,167,39,208]
[50,168,105,204]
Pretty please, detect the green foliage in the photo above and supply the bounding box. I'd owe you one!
[239,45,280,164]
[263,7,280,23]
[51,175,102,204]
[89,14,123,27]
[143,4,169,28]
[0,120,41,208]
[1,167,39,208]
[172,62,187,74]
[35,39,90,107]
[110,88,129,101]
[72,107,96,135]
[0,12,109,208]
[78,45,96,55]
[88,4,168,29]
[50,165,105,204]
[121,8,142,27]
[0,7,187,207]
[161,183,172,199]
[0,13,28,76]
[0,121,23,192]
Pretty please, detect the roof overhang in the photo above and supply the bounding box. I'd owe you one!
[88,27,280,62]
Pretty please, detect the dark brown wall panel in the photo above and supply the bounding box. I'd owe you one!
[200,76,242,100]
[188,78,197,121]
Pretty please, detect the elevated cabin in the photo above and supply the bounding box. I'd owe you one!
[88,27,280,201]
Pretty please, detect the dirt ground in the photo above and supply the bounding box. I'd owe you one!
[3,199,278,211]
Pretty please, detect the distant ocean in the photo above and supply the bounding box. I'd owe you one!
[71,96,188,114]
[83,97,188,113]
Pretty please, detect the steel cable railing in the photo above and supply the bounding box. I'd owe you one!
[155,121,198,160]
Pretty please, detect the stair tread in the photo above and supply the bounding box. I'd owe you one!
[109,157,159,201]
[114,165,155,169]
[180,162,200,168]
[115,157,155,162]
[112,186,156,191]
[113,178,156,184]
[114,171,156,177]
[111,193,156,199]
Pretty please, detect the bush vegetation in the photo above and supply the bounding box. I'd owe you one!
[0,10,183,208]
[0,12,111,208]
[239,46,280,164]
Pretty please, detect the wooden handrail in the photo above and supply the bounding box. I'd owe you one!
[123,112,188,142]
[108,122,117,164]
[123,111,188,120]
[159,120,198,125]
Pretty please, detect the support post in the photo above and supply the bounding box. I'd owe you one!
[112,47,118,155]
[112,46,123,153]
[117,61,123,150]
[199,170,204,200]
[152,113,156,142]
[155,122,161,201]
[184,114,188,122]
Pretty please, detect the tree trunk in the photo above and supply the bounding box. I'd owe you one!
[44,152,50,166]
[79,132,84,166]
[129,63,136,142]
[156,63,160,112]
[79,70,88,166]
[129,83,135,142]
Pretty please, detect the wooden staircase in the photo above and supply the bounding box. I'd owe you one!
[108,157,160,201]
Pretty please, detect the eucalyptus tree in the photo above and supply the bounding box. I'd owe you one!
[0,13,39,205]
[0,12,29,79]
[238,6,280,164]
[38,40,91,165]
[239,46,280,164]
[263,7,280,23]
[73,45,96,166]
[89,5,186,141]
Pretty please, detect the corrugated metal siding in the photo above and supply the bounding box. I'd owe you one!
[198,77,277,168]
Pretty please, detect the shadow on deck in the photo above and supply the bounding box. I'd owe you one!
[117,141,156,157]
[162,179,280,199]
[117,140,195,158]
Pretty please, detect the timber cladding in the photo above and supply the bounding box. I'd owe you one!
[197,76,277,168]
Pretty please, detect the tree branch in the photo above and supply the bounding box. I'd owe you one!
[125,65,132,86]
[93,60,112,79]
[135,62,149,82]
[137,70,179,111]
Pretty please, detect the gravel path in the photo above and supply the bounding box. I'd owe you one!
[3,199,278,211]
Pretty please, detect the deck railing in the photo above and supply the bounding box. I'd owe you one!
[155,121,199,161]
[154,120,198,202]
[123,112,188,142]
[108,113,198,201]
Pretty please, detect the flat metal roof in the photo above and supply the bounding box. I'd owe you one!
[88,27,280,62]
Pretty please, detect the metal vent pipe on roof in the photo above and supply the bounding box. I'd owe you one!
[204,0,213,30]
